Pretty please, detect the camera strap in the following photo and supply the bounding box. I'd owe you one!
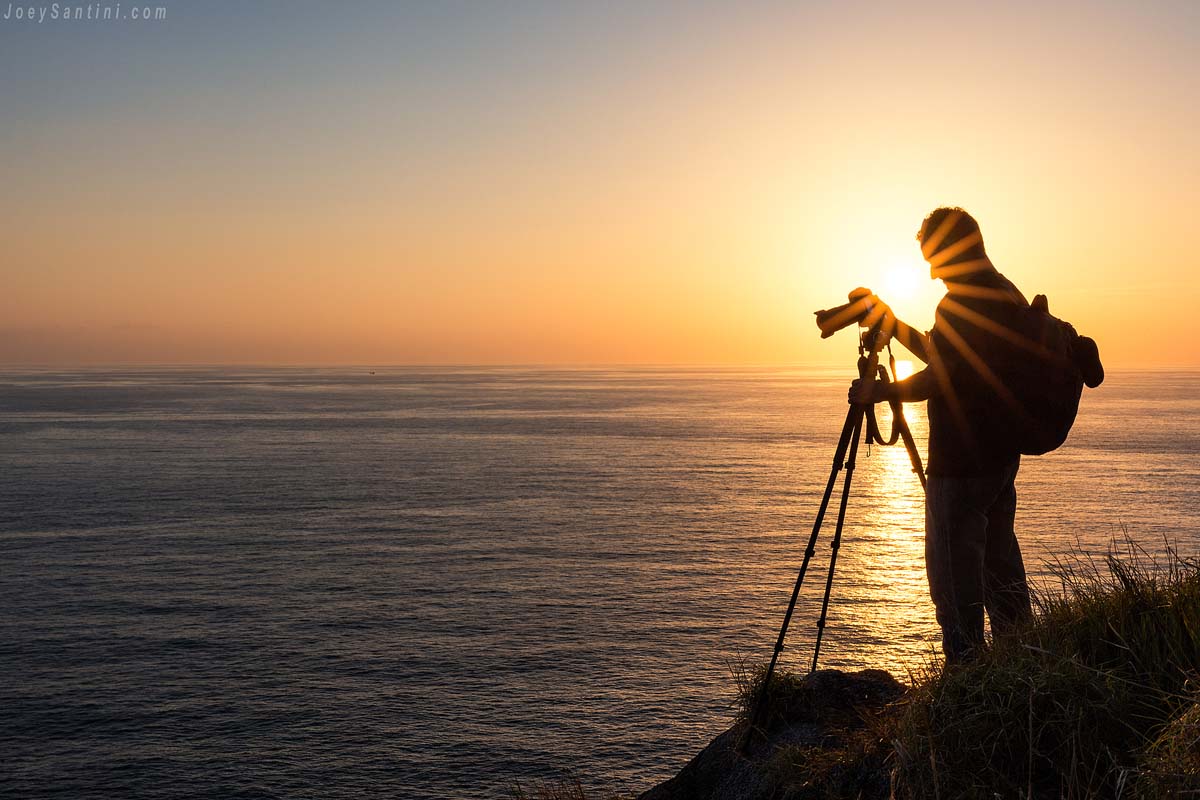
[864,344,903,447]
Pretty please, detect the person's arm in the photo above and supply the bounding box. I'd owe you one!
[850,365,939,405]
[887,313,930,364]
[882,367,937,402]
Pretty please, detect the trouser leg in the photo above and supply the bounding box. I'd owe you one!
[925,476,989,662]
[982,460,1031,637]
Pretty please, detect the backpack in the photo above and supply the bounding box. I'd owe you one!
[1001,294,1104,455]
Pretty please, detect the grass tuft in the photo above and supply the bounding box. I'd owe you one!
[1138,695,1200,796]
[891,539,1200,799]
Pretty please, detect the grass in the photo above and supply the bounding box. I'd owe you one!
[732,539,1200,799]
[890,540,1200,799]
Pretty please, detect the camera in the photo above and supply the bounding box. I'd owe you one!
[814,287,881,338]
[815,288,894,354]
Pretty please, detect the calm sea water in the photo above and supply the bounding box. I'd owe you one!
[2,367,1197,799]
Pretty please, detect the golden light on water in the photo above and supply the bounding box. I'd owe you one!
[820,399,935,673]
[758,372,938,673]
[861,401,928,539]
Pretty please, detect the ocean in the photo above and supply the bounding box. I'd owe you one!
[2,367,1197,799]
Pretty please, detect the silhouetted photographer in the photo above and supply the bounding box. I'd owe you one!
[742,208,1105,746]
[840,207,1103,663]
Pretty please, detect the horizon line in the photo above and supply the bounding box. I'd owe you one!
[0,361,1193,372]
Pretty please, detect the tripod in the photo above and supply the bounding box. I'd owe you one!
[739,332,927,750]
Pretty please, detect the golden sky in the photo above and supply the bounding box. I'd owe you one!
[2,2,1197,366]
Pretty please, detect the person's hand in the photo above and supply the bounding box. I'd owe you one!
[848,288,892,325]
[848,378,889,405]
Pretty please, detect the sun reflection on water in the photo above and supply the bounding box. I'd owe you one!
[790,399,939,675]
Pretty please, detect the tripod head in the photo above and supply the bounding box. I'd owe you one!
[857,321,892,360]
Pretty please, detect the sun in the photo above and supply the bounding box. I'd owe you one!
[879,253,925,303]
[865,248,941,333]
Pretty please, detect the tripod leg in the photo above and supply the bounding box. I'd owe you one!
[811,403,867,672]
[892,401,928,491]
[738,402,863,751]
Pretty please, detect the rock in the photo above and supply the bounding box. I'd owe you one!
[638,669,904,800]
